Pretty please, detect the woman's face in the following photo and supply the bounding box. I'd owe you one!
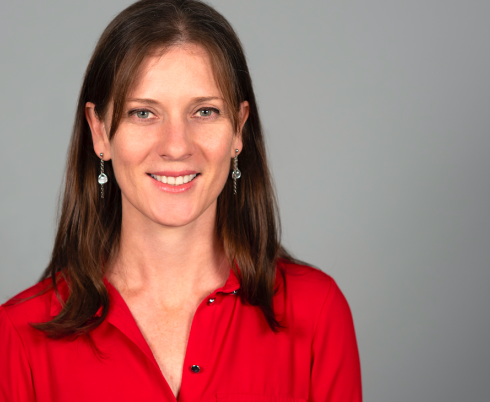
[87,44,248,228]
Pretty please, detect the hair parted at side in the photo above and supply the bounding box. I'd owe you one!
[34,0,297,338]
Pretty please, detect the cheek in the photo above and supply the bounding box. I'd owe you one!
[198,130,234,173]
[194,118,234,156]
[204,140,235,198]
[109,130,151,182]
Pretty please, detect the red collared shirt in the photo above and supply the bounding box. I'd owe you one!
[0,260,362,402]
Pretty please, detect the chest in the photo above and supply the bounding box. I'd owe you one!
[25,289,318,402]
[129,304,197,398]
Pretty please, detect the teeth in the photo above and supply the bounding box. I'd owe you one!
[150,174,197,186]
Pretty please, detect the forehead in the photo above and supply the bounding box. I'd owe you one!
[128,44,222,100]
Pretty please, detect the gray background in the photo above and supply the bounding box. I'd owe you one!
[1,1,489,401]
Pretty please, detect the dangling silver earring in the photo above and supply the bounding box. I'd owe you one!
[231,149,241,195]
[98,153,108,199]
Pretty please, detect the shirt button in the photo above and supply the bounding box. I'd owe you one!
[207,298,216,305]
[190,365,201,373]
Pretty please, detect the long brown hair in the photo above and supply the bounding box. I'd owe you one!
[35,0,295,338]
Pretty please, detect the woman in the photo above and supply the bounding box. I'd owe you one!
[0,0,362,400]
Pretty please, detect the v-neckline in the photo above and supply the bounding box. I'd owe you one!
[101,268,240,401]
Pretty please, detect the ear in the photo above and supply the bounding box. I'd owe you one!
[231,100,249,157]
[85,102,111,160]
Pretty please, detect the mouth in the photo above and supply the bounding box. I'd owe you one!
[149,173,199,186]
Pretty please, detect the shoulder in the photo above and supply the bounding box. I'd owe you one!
[0,278,58,333]
[275,258,348,326]
[276,257,338,299]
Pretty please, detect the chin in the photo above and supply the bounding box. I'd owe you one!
[154,215,197,228]
[150,204,201,228]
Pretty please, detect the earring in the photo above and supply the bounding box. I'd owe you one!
[98,153,108,199]
[231,149,241,195]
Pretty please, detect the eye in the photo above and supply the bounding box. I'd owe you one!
[196,108,219,118]
[135,110,152,119]
[128,109,154,120]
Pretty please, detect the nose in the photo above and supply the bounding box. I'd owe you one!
[156,117,193,161]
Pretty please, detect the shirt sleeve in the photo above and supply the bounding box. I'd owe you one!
[0,306,36,402]
[309,278,362,402]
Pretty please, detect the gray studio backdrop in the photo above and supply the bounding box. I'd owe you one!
[1,1,489,401]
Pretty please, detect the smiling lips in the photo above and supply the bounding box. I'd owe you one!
[150,173,198,186]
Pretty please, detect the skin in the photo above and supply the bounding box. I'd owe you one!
[85,43,249,398]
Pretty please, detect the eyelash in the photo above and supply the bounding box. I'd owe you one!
[127,107,220,120]
[128,109,154,119]
[195,107,220,119]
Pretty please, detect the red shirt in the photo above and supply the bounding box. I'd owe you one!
[0,260,362,401]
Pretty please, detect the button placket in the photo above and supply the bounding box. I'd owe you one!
[179,302,209,401]
[178,270,241,401]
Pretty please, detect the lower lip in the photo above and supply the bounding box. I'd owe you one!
[149,175,198,193]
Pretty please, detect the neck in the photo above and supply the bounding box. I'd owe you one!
[106,201,229,308]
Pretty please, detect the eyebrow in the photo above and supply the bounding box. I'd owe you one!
[126,98,160,105]
[190,96,223,103]
[126,96,223,105]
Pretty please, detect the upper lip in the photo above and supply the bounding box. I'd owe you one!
[149,170,198,177]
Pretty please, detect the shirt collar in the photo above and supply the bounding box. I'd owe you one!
[215,264,241,295]
[50,262,242,317]
[49,277,104,318]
